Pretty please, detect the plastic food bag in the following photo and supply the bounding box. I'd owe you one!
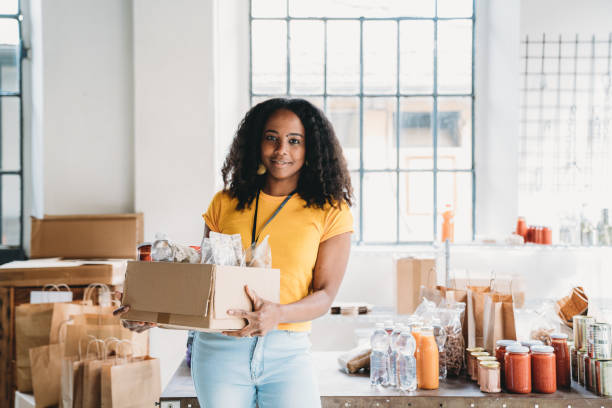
[172,243,200,264]
[414,298,437,324]
[441,303,465,377]
[245,235,272,268]
[527,301,563,345]
[432,317,448,379]
[337,344,371,374]
[200,232,245,266]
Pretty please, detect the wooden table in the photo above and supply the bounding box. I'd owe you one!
[160,352,612,408]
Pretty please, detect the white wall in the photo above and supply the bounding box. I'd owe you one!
[521,0,612,37]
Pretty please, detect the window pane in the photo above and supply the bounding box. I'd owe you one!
[350,171,360,242]
[363,172,397,242]
[399,172,434,241]
[363,21,397,95]
[290,21,324,95]
[289,0,434,18]
[0,19,20,94]
[0,1,18,14]
[327,21,359,95]
[251,0,287,18]
[363,97,396,169]
[399,97,433,170]
[1,97,20,171]
[437,0,473,18]
[437,172,472,242]
[400,21,433,94]
[1,175,20,246]
[437,97,472,170]
[438,20,472,94]
[327,97,359,170]
[252,20,286,94]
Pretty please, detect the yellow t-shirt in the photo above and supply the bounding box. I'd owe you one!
[203,190,353,332]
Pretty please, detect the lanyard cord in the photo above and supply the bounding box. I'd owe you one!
[251,189,295,246]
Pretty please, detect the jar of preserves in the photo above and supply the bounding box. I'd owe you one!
[137,242,152,261]
[466,347,484,376]
[417,326,439,390]
[495,340,519,387]
[479,361,501,393]
[505,345,531,394]
[476,356,498,385]
[531,345,557,393]
[551,333,571,389]
[470,352,490,381]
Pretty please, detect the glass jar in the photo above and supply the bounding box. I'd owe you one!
[137,242,152,261]
[479,361,501,393]
[476,356,498,385]
[505,345,531,393]
[470,352,490,381]
[496,340,519,387]
[551,333,571,389]
[466,347,484,378]
[531,345,557,393]
[416,326,439,390]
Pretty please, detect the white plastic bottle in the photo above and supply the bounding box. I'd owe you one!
[370,322,390,386]
[396,328,417,391]
[388,323,404,387]
[152,232,174,262]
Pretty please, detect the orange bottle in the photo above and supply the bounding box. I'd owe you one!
[416,326,439,389]
[441,205,454,243]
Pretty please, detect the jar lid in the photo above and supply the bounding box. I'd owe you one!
[481,361,500,368]
[506,345,529,354]
[550,333,569,339]
[137,242,152,248]
[531,345,555,354]
[471,351,490,357]
[477,356,498,361]
[466,347,485,353]
[521,340,543,347]
[496,340,519,347]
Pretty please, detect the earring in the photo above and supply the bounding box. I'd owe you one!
[257,163,267,175]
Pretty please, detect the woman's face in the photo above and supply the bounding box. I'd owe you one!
[260,109,306,184]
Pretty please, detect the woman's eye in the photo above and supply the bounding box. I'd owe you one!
[289,138,301,145]
[265,135,277,142]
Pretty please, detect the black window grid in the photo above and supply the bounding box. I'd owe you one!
[249,0,476,245]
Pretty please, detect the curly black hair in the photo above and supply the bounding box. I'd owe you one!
[221,98,353,210]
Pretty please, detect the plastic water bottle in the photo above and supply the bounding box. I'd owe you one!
[370,322,389,386]
[396,328,417,391]
[152,232,173,261]
[388,323,404,387]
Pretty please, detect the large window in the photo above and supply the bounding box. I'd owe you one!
[250,0,475,244]
[0,0,24,261]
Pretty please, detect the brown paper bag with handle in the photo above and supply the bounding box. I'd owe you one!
[466,286,491,348]
[483,293,517,353]
[64,324,148,358]
[60,356,84,408]
[396,257,437,314]
[101,356,161,408]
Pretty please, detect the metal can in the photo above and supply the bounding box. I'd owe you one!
[596,359,612,396]
[571,345,578,381]
[578,349,587,386]
[574,316,595,350]
[589,358,599,392]
[585,354,592,390]
[587,323,612,359]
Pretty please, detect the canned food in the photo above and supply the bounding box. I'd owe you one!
[587,323,612,359]
[596,359,612,396]
[585,354,592,390]
[589,358,598,392]
[571,345,578,381]
[574,316,595,350]
[578,349,587,386]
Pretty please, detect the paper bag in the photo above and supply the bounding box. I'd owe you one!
[83,359,119,408]
[483,293,517,353]
[64,324,148,358]
[60,357,84,408]
[466,286,491,348]
[29,343,64,408]
[451,275,526,308]
[396,257,437,314]
[101,356,161,408]
[16,303,54,391]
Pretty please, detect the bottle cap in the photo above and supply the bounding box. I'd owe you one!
[521,340,543,347]
[496,340,520,347]
[531,345,554,354]
[550,333,569,339]
[506,345,529,354]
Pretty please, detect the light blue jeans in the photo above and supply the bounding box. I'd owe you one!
[191,330,321,408]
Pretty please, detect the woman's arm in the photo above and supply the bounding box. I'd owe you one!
[224,231,351,337]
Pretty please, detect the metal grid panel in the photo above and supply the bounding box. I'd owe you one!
[250,0,476,244]
[0,0,24,257]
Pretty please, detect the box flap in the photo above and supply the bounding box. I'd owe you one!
[30,213,143,259]
[212,265,280,320]
[123,261,213,316]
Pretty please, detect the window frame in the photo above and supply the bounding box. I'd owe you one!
[249,0,476,244]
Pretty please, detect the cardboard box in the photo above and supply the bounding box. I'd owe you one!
[396,257,437,315]
[121,261,280,331]
[30,214,143,259]
[0,259,127,287]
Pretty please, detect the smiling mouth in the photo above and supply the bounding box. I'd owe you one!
[271,159,292,166]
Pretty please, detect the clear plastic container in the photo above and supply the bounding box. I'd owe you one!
[370,323,390,386]
[396,328,417,391]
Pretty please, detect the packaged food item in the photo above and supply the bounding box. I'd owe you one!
[495,340,519,388]
[151,233,173,262]
[587,323,611,359]
[416,326,439,390]
[476,356,497,385]
[172,243,200,264]
[338,345,371,374]
[479,361,501,393]
[432,318,447,379]
[137,242,152,261]
[505,345,531,394]
[200,232,245,266]
[469,351,489,381]
[465,347,484,379]
[595,359,612,396]
[574,315,595,349]
[441,305,465,377]
[245,235,272,268]
[551,333,571,390]
[531,345,557,393]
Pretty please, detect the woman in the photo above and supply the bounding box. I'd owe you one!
[120,98,353,407]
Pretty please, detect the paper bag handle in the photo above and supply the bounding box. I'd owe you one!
[85,338,105,360]
[83,283,111,305]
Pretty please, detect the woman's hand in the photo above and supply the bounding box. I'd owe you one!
[112,291,157,333]
[222,285,281,338]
